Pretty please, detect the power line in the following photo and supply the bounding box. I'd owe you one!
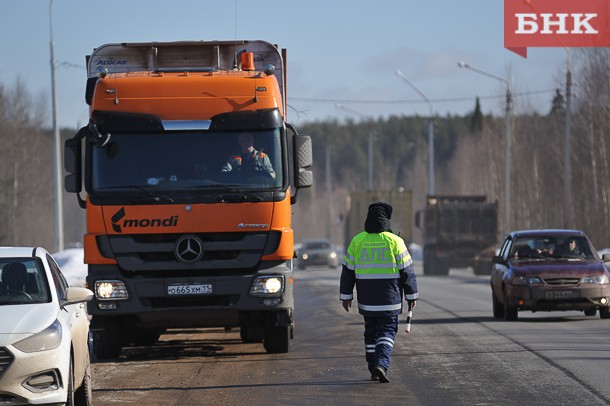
[289,88,556,105]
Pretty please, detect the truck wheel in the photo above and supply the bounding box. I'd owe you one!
[92,318,122,359]
[133,328,162,346]
[263,324,290,354]
[423,250,436,275]
[240,325,262,343]
[600,307,610,319]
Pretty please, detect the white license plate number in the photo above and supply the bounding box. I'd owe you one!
[545,290,579,299]
[167,284,212,296]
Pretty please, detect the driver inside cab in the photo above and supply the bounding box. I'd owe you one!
[221,132,276,179]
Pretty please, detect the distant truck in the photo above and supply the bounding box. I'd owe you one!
[63,40,313,358]
[344,190,414,245]
[417,195,498,275]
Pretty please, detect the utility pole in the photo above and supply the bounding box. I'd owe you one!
[49,0,64,252]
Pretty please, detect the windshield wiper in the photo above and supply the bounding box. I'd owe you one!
[212,193,263,203]
[97,185,174,203]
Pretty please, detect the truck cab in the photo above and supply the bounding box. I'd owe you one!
[64,40,313,358]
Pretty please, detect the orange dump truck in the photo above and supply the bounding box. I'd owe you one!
[64,40,313,358]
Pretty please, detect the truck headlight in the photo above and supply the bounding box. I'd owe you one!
[250,276,284,296]
[14,320,62,353]
[581,275,610,284]
[95,280,128,300]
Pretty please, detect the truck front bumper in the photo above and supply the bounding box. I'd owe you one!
[86,263,294,329]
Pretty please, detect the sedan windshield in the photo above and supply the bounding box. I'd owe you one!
[0,259,51,305]
[91,129,283,192]
[510,236,596,261]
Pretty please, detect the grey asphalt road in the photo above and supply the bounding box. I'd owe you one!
[91,263,610,405]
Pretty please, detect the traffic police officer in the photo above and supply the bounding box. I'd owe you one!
[340,202,418,383]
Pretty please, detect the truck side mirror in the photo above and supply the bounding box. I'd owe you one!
[414,211,422,229]
[64,137,82,194]
[294,135,313,189]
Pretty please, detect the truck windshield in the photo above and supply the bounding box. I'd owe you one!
[91,129,283,192]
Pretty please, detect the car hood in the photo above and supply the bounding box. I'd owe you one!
[0,302,58,345]
[511,260,607,277]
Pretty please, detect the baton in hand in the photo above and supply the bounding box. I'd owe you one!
[405,301,414,333]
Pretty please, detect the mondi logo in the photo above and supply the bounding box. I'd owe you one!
[111,207,179,233]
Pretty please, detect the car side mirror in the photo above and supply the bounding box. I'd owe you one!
[492,255,504,264]
[64,287,94,305]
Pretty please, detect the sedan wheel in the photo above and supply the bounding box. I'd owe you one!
[503,291,518,321]
[492,291,504,318]
[584,308,597,316]
[600,307,610,319]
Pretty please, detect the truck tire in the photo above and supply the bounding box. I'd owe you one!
[263,324,291,354]
[133,328,162,346]
[423,250,436,275]
[600,307,610,319]
[92,318,122,359]
[240,325,263,343]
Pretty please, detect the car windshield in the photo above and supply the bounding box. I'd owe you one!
[305,241,331,250]
[0,258,51,305]
[510,236,596,261]
[91,129,283,192]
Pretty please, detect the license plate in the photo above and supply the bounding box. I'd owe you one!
[545,290,579,299]
[167,284,212,296]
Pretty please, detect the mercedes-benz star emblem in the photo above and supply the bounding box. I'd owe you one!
[175,235,204,263]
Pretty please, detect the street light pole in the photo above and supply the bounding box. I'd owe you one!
[458,61,512,235]
[325,145,334,241]
[49,0,64,252]
[335,104,374,191]
[563,49,572,229]
[394,69,435,195]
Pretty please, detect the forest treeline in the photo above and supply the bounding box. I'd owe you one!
[293,49,610,250]
[0,49,608,252]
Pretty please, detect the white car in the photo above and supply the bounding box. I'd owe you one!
[0,247,93,405]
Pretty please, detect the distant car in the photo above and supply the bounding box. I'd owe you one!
[0,247,94,405]
[473,245,500,276]
[490,230,610,321]
[296,239,340,269]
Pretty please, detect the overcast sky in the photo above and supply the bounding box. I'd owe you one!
[1,0,570,128]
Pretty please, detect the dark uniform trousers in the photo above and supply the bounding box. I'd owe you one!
[364,315,398,372]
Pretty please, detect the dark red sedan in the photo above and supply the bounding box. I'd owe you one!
[491,229,610,321]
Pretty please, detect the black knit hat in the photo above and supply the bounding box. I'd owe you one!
[364,202,393,233]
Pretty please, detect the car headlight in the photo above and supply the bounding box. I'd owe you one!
[301,253,309,260]
[13,320,62,353]
[95,280,128,300]
[329,252,337,259]
[513,276,542,285]
[581,275,610,284]
[250,276,284,296]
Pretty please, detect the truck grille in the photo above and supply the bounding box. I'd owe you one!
[0,348,14,378]
[103,232,274,272]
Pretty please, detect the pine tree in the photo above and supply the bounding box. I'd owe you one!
[470,97,483,133]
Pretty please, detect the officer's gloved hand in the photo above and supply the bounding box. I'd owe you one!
[407,300,417,309]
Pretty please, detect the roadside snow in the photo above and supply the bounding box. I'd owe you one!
[52,248,87,287]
